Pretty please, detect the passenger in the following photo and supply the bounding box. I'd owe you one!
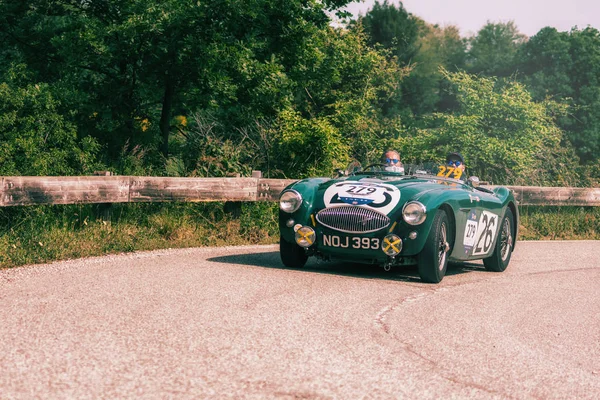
[446,152,465,172]
[445,152,467,179]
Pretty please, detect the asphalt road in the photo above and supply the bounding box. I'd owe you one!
[1,241,599,399]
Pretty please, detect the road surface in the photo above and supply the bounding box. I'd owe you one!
[1,241,599,399]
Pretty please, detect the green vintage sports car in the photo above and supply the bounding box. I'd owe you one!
[278,162,518,283]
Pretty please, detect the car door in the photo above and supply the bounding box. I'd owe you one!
[466,188,504,260]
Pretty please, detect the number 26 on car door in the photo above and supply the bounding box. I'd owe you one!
[471,211,499,256]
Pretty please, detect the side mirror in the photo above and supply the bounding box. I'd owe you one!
[468,176,480,187]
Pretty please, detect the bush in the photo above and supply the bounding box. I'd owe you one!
[0,81,101,176]
[271,109,350,178]
[397,70,582,186]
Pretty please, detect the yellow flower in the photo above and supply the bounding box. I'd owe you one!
[173,115,187,127]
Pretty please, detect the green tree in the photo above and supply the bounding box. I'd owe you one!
[0,0,355,162]
[358,0,420,65]
[351,1,420,120]
[171,26,406,178]
[517,27,573,100]
[467,21,527,76]
[402,23,467,117]
[0,79,100,176]
[398,70,580,186]
[518,27,600,163]
[286,26,407,162]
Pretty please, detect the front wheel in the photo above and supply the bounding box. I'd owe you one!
[484,208,515,272]
[418,210,452,283]
[280,236,308,268]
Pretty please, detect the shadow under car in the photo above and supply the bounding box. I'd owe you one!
[207,251,485,283]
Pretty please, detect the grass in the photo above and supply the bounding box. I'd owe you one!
[0,204,599,268]
[0,202,279,268]
[518,206,600,240]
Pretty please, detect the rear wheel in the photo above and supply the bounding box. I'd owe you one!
[418,210,452,283]
[280,236,308,268]
[484,208,514,272]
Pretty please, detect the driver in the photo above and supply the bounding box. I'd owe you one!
[381,150,404,173]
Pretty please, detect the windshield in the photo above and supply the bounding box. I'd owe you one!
[347,161,466,182]
[404,162,465,181]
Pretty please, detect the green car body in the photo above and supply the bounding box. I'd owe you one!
[278,165,519,283]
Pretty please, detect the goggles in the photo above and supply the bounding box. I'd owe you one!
[447,160,462,167]
[386,158,400,164]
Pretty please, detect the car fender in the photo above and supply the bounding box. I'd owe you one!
[394,188,462,257]
[278,178,330,244]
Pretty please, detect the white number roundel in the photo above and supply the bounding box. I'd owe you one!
[323,181,401,216]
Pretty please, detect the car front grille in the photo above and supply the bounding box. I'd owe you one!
[316,206,390,234]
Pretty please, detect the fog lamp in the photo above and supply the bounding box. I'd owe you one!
[382,234,402,256]
[295,226,316,248]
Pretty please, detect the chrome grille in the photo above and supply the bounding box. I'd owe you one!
[316,206,390,234]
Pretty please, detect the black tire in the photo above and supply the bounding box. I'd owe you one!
[280,235,308,268]
[484,208,514,272]
[418,209,452,283]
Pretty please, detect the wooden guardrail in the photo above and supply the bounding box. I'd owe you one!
[0,176,599,207]
[0,176,296,206]
[505,186,600,206]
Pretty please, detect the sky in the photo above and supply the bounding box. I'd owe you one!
[341,0,600,37]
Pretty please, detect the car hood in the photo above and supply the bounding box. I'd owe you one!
[310,175,463,217]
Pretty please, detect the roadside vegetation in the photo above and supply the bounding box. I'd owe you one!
[1,1,599,267]
[1,204,598,269]
[0,203,279,268]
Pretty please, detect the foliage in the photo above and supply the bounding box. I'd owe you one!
[286,26,408,162]
[518,206,600,240]
[398,70,581,186]
[171,26,406,178]
[467,21,527,76]
[351,1,419,120]
[357,0,419,65]
[271,109,350,178]
[0,79,100,175]
[517,27,600,163]
[2,0,598,181]
[0,202,280,268]
[401,23,467,118]
[170,112,253,178]
[0,0,354,162]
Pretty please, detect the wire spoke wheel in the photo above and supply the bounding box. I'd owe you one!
[500,218,513,262]
[484,208,515,273]
[418,209,452,283]
[438,222,448,271]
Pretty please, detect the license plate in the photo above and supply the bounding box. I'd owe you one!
[322,234,380,250]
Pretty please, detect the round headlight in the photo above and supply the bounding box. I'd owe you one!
[279,190,303,213]
[403,201,427,225]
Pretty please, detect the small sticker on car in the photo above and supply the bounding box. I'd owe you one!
[463,210,478,250]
